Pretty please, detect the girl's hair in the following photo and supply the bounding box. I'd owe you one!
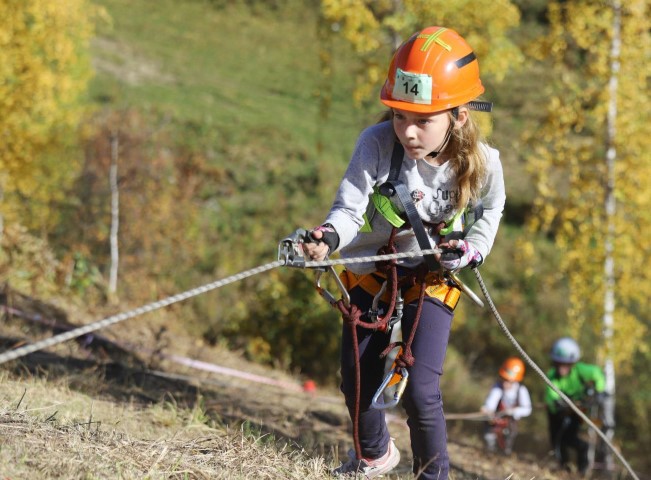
[446,109,487,210]
[379,108,488,210]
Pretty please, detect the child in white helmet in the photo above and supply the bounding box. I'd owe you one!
[545,337,606,475]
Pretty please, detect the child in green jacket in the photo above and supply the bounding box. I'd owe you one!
[545,337,606,475]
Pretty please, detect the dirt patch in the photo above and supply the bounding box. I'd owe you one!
[92,37,176,86]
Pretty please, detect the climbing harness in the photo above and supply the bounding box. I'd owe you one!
[363,141,485,412]
[491,415,517,454]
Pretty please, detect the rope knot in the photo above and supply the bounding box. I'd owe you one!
[396,348,415,367]
[375,244,397,273]
[336,299,362,326]
[375,227,399,273]
[381,342,415,368]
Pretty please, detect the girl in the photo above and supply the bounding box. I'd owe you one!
[304,26,506,479]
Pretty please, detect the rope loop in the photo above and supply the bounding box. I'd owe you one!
[374,244,397,274]
[374,228,399,273]
[380,342,403,360]
[381,341,415,368]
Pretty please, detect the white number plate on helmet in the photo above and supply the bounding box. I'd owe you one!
[392,68,432,105]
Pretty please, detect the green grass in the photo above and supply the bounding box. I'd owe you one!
[90,0,372,161]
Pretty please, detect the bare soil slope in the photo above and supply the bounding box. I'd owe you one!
[0,289,580,479]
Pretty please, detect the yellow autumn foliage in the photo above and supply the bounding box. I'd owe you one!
[525,0,651,372]
[0,0,96,230]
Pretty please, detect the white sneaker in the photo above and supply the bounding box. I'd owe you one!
[332,439,400,478]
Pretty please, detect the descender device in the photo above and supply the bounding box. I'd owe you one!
[278,228,350,307]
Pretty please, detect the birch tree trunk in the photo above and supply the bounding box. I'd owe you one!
[108,132,120,300]
[601,0,621,472]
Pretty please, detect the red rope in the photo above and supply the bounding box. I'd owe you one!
[335,228,430,460]
[335,300,363,458]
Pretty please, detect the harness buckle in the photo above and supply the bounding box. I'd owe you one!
[371,366,409,410]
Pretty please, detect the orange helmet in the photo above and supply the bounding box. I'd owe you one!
[499,357,525,382]
[380,26,485,114]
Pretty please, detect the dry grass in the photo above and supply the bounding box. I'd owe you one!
[0,374,331,479]
[0,370,568,480]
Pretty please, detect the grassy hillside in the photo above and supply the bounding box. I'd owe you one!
[86,0,545,364]
[91,0,371,173]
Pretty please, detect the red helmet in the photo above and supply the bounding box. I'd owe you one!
[499,357,526,382]
[380,26,485,113]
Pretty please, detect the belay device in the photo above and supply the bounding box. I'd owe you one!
[277,228,350,307]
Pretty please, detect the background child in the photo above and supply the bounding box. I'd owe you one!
[480,357,532,455]
[545,337,606,475]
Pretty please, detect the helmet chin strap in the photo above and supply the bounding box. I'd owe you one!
[427,125,453,159]
[427,107,459,159]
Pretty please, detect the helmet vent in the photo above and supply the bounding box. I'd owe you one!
[455,51,477,69]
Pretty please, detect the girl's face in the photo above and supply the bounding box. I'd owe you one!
[392,108,465,162]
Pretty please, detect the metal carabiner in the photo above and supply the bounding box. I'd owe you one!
[367,280,387,322]
[315,266,350,307]
[371,366,409,410]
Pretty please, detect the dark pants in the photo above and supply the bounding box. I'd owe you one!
[548,411,589,474]
[340,286,453,479]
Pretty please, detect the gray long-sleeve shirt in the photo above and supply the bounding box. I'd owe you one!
[325,120,506,274]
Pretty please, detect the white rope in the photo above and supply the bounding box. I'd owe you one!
[0,248,440,365]
[302,248,441,268]
[0,260,284,365]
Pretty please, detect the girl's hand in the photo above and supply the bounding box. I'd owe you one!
[437,239,482,270]
[302,224,339,261]
[302,230,330,261]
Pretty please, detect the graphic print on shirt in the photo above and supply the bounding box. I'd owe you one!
[426,187,460,221]
[411,189,425,203]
